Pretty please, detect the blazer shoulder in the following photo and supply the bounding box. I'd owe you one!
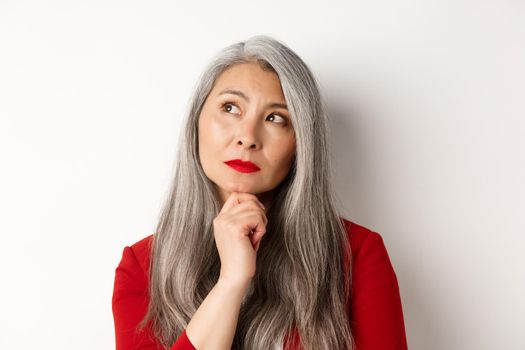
[127,234,154,277]
[340,217,383,256]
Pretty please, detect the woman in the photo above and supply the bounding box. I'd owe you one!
[112,35,408,350]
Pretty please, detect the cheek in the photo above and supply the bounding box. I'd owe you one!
[272,138,296,169]
[283,134,296,159]
[198,115,229,170]
[198,118,213,165]
[199,116,216,149]
[200,113,227,143]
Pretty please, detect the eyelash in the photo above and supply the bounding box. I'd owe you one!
[221,102,288,125]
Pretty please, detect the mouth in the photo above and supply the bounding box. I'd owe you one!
[224,159,261,173]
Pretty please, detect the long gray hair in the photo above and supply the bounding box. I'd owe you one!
[139,35,354,350]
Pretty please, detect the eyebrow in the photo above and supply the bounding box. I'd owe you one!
[217,88,288,110]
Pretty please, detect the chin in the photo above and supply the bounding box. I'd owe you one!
[229,184,259,194]
[219,181,262,195]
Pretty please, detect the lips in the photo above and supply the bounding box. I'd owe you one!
[224,159,261,173]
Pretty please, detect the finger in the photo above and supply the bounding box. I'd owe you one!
[247,213,267,239]
[237,193,265,212]
[237,213,265,236]
[228,200,267,219]
[250,228,265,246]
[221,192,265,213]
[231,208,268,229]
[251,230,266,252]
[219,191,241,214]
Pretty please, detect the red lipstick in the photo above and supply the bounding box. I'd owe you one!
[224,159,261,173]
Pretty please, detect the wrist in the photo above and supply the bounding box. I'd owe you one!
[218,275,252,291]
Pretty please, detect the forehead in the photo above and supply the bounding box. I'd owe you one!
[211,62,284,99]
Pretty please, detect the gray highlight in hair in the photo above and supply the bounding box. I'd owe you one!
[139,35,354,350]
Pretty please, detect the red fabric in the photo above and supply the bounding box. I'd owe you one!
[112,219,408,349]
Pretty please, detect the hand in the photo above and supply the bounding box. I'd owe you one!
[213,192,268,285]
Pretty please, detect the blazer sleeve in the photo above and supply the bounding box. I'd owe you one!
[112,246,196,350]
[350,232,408,350]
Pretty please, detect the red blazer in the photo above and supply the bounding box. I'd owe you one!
[112,219,408,349]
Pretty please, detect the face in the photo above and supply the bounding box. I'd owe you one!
[198,62,296,207]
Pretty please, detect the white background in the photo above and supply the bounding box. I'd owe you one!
[1,1,524,349]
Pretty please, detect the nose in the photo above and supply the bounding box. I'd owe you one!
[236,116,261,150]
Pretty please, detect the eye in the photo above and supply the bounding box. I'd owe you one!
[222,102,241,115]
[267,113,287,125]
